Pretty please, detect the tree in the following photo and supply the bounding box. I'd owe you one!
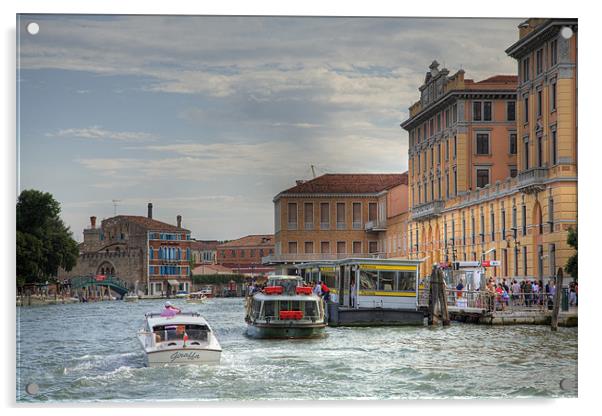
[16,190,79,286]
[565,226,577,280]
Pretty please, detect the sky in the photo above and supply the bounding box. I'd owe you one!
[17,15,522,241]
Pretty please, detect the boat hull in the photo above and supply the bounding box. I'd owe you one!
[144,347,221,366]
[246,323,326,339]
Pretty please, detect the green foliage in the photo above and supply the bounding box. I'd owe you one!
[16,190,79,286]
[191,274,248,285]
[565,226,577,280]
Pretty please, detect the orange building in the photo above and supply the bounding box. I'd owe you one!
[401,18,577,282]
[216,235,275,276]
[266,173,410,273]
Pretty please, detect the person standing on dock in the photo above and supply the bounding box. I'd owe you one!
[313,281,322,297]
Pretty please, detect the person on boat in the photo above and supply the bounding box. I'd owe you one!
[320,281,330,302]
[456,279,464,299]
[313,281,322,296]
[161,301,181,317]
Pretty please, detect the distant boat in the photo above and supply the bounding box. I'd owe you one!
[186,291,207,304]
[137,311,221,366]
[245,275,326,339]
[124,293,139,302]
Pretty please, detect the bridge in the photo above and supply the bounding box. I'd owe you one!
[70,275,130,298]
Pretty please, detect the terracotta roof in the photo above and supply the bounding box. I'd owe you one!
[218,234,274,248]
[110,215,190,232]
[280,173,408,195]
[475,75,518,84]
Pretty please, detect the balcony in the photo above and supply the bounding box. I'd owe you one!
[517,167,548,194]
[336,221,346,230]
[352,221,362,230]
[411,200,445,220]
[320,222,330,230]
[364,220,387,232]
[304,222,314,230]
[287,222,297,230]
[262,252,384,265]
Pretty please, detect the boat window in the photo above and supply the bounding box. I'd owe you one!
[291,301,301,311]
[278,300,290,311]
[321,271,336,289]
[252,299,262,318]
[398,271,417,291]
[378,271,396,291]
[263,300,276,318]
[152,324,210,342]
[359,270,378,290]
[304,301,318,318]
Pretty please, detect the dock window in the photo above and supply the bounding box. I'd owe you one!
[263,301,276,318]
[359,270,378,290]
[378,271,396,291]
[398,271,417,291]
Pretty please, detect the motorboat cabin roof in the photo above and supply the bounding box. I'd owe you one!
[145,312,211,329]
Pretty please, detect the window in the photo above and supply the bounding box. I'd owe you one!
[337,241,346,254]
[462,217,466,245]
[476,168,489,188]
[453,103,458,122]
[509,133,517,154]
[501,209,506,240]
[320,203,329,229]
[476,133,489,155]
[514,247,519,276]
[368,203,377,222]
[490,210,496,242]
[429,119,434,137]
[548,198,555,232]
[480,211,485,242]
[551,130,558,165]
[512,206,517,239]
[287,203,297,230]
[524,137,530,170]
[507,101,516,121]
[437,143,441,163]
[471,215,476,245]
[304,202,313,230]
[473,101,482,121]
[453,136,457,159]
[368,241,378,254]
[431,147,434,167]
[551,81,557,111]
[523,246,528,276]
[522,205,527,236]
[352,241,362,254]
[437,113,441,132]
[551,39,558,66]
[537,135,544,168]
[537,90,542,117]
[483,101,492,121]
[522,57,530,82]
[336,203,346,229]
[445,172,450,199]
[352,202,362,229]
[524,97,529,123]
[288,241,297,254]
[536,48,543,75]
[304,241,314,254]
[549,244,556,276]
[320,241,330,254]
[510,167,518,178]
[451,220,455,245]
[437,176,442,199]
[445,108,450,128]
[417,153,421,172]
[453,168,458,196]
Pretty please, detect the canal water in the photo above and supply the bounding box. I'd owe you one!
[16,298,577,402]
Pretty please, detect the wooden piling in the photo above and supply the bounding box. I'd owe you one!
[551,267,564,331]
[428,266,437,325]
[437,268,450,326]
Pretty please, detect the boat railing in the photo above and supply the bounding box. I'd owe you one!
[443,289,552,312]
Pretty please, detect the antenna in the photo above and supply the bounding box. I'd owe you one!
[310,165,316,178]
[112,199,121,216]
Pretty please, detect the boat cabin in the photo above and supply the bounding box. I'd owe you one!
[143,312,212,347]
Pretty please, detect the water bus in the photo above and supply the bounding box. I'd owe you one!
[137,311,221,366]
[297,258,425,326]
[244,275,326,338]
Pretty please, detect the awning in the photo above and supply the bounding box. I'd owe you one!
[167,279,179,286]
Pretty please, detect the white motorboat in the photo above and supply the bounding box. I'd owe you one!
[186,291,207,304]
[137,311,222,366]
[124,293,139,302]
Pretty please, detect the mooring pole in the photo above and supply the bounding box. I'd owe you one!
[437,268,450,326]
[551,267,564,331]
[428,266,437,325]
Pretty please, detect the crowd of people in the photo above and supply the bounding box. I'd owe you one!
[454,277,577,312]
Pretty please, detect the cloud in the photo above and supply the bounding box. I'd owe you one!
[47,126,156,142]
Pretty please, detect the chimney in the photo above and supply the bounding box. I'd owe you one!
[296,180,305,186]
[90,216,97,229]
[147,203,153,219]
[177,215,182,228]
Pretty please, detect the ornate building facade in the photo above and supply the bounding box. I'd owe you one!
[401,18,577,281]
